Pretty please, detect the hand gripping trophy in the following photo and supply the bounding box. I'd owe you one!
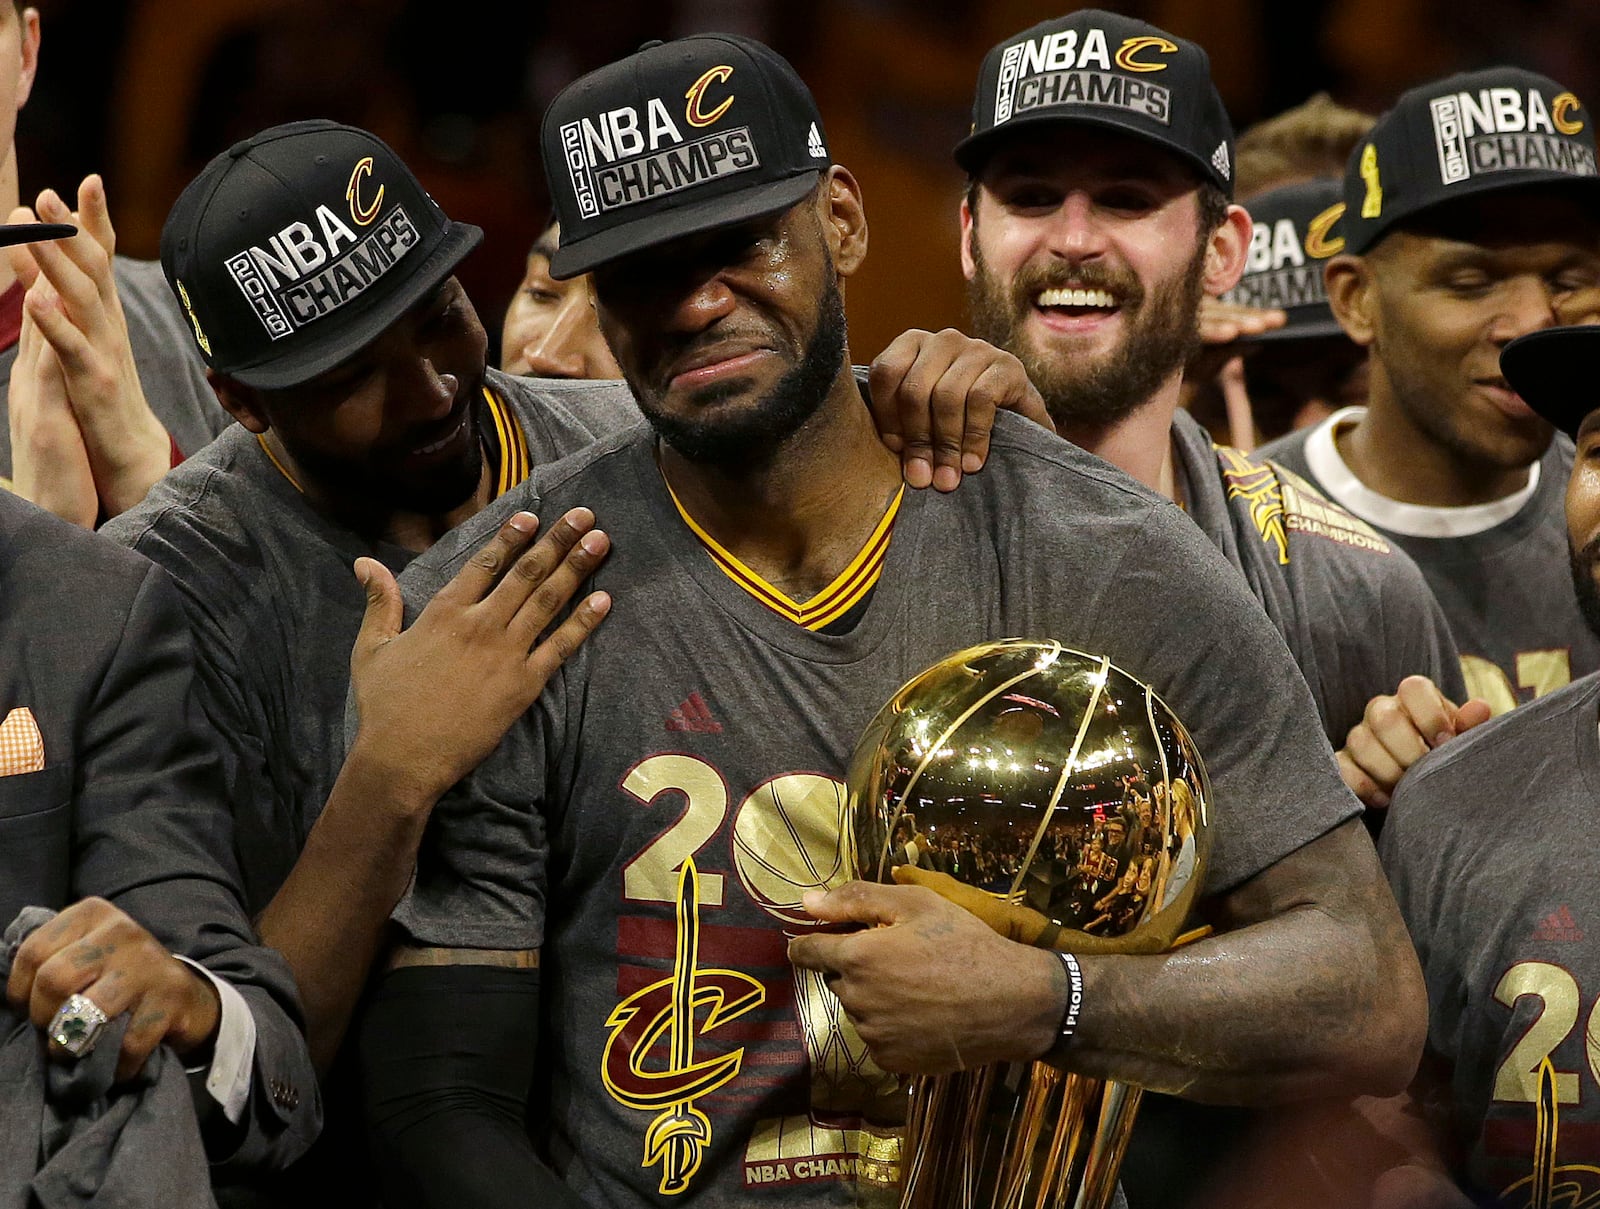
[847,639,1213,1209]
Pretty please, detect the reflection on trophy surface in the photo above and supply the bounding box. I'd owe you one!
[846,638,1214,1209]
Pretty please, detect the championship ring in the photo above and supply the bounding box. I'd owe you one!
[48,992,110,1059]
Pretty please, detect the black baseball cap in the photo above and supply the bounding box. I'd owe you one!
[541,35,831,279]
[1500,325,1600,438]
[955,10,1235,196]
[1342,67,1600,255]
[1221,178,1348,343]
[161,119,483,390]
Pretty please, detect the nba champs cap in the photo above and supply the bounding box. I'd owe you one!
[161,119,483,390]
[955,10,1235,195]
[541,34,831,279]
[1341,67,1600,254]
[1221,178,1348,343]
[1500,325,1600,438]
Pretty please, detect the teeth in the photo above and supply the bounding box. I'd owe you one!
[1036,287,1116,309]
[417,418,463,454]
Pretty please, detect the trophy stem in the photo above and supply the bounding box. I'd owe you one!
[1072,1081,1144,1209]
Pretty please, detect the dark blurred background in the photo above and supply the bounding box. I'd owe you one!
[24,0,1600,363]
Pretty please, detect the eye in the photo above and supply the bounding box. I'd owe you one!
[1442,271,1492,296]
[422,295,463,331]
[521,285,562,306]
[1097,186,1157,214]
[998,183,1061,212]
[1553,266,1600,293]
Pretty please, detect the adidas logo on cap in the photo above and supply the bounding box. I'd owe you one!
[1211,140,1230,180]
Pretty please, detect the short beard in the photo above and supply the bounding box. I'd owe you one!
[1570,536,1600,642]
[638,274,848,470]
[285,402,486,517]
[964,232,1207,433]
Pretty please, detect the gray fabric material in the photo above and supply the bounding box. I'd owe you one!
[0,257,228,481]
[0,488,318,1179]
[1260,424,1600,710]
[1381,672,1600,1202]
[0,906,216,1209]
[389,411,1359,1207]
[1173,410,1465,745]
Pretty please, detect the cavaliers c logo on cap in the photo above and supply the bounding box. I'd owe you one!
[1554,92,1585,135]
[1114,36,1177,73]
[1304,202,1346,258]
[685,66,734,128]
[346,157,384,227]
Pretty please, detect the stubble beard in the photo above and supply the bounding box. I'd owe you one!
[634,274,848,471]
[964,234,1208,434]
[1570,536,1600,642]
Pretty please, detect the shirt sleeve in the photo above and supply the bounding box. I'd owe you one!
[1072,504,1362,895]
[174,954,256,1125]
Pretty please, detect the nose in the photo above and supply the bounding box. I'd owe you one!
[661,268,737,336]
[520,292,590,378]
[406,357,458,422]
[1490,276,1562,346]
[1042,192,1108,265]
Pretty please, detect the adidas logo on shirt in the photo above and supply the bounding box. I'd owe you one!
[666,692,723,734]
[1533,904,1584,943]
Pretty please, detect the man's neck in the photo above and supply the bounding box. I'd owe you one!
[1058,370,1185,503]
[1340,372,1533,508]
[263,430,493,555]
[660,369,903,603]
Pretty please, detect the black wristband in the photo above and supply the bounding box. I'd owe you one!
[1043,950,1084,1065]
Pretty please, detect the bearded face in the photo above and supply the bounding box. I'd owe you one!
[960,130,1219,434]
[965,205,1208,433]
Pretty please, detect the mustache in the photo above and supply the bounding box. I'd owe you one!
[1009,260,1144,310]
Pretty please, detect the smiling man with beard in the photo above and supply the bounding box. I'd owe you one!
[951,17,1474,1206]
[955,11,1467,799]
[362,33,1424,1209]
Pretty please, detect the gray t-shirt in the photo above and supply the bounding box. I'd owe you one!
[1381,672,1600,1201]
[393,411,1360,1209]
[0,257,228,482]
[1261,413,1600,714]
[1174,410,1464,745]
[100,371,634,912]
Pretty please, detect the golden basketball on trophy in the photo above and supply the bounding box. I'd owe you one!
[845,638,1214,1209]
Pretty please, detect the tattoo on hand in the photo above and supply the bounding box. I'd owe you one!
[72,944,110,968]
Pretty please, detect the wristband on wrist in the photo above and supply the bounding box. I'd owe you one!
[1043,950,1083,1065]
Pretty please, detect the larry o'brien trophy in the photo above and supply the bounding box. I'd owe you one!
[846,638,1213,1209]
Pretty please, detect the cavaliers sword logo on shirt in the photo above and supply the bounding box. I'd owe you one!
[602,755,903,1195]
[601,859,765,1195]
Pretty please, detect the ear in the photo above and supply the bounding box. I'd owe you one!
[959,192,978,282]
[208,370,271,434]
[1201,203,1252,296]
[1324,254,1376,348]
[819,166,868,278]
[14,7,38,113]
